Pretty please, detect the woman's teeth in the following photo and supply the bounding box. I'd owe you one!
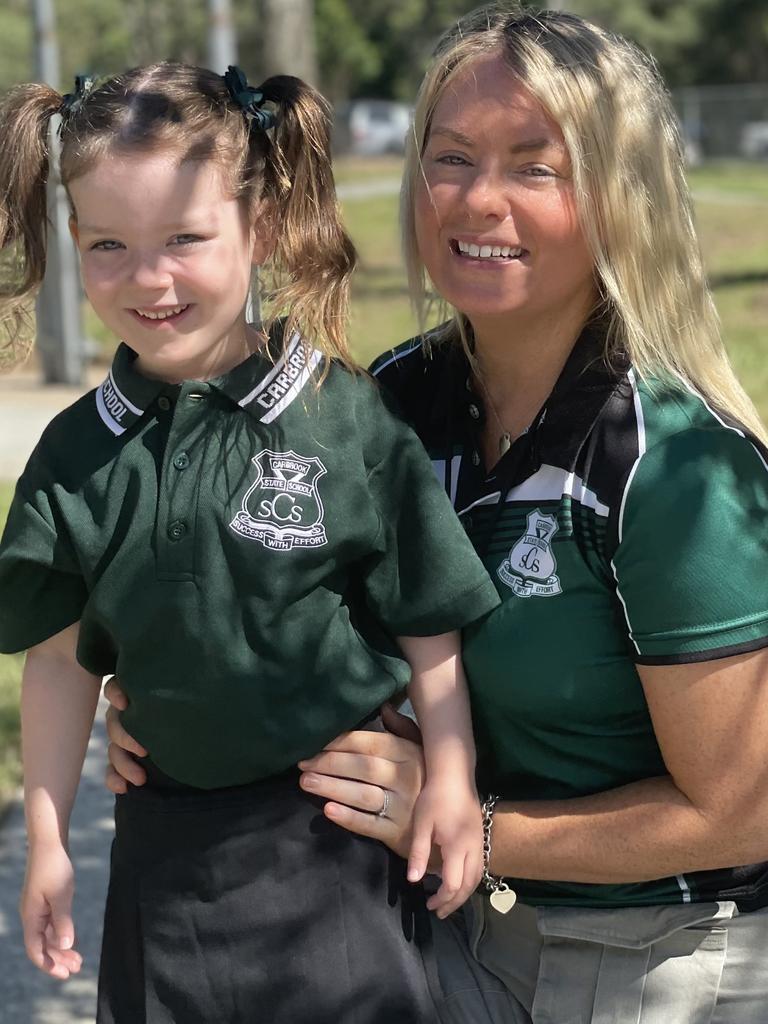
[136,304,189,320]
[456,241,523,259]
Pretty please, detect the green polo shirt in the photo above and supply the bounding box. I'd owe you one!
[0,328,499,787]
[372,325,768,910]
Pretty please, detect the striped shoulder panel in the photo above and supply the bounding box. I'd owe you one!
[368,337,425,378]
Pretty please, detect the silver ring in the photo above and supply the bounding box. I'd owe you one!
[376,788,390,818]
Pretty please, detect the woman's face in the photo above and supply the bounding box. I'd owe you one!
[415,55,596,332]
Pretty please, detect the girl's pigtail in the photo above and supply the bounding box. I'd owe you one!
[0,83,62,365]
[258,76,357,372]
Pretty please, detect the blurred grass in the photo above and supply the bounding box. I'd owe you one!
[2,159,767,809]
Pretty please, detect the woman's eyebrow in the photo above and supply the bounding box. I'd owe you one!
[430,127,562,154]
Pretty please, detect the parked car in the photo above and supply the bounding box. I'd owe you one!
[741,122,768,159]
[334,99,411,156]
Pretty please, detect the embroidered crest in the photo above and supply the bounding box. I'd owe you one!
[230,449,328,551]
[497,509,562,598]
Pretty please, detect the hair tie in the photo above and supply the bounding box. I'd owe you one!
[223,65,276,131]
[59,74,94,119]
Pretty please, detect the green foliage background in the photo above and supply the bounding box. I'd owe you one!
[1,0,765,99]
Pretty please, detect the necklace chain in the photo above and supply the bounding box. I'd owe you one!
[474,373,512,456]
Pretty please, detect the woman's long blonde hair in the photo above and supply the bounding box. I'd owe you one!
[402,4,767,441]
[0,62,356,374]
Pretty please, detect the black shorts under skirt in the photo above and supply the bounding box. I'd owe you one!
[97,766,440,1024]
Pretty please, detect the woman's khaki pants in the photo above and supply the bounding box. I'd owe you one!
[434,895,768,1024]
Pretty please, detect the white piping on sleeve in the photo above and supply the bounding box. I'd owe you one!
[610,369,647,655]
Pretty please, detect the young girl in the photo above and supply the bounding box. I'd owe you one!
[0,63,499,1022]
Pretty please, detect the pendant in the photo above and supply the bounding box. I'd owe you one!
[489,884,517,914]
[498,432,512,456]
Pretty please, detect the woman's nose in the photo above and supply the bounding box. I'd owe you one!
[463,169,510,221]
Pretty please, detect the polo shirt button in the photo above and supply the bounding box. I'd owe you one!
[158,396,171,411]
[173,452,190,470]
[468,404,480,419]
[168,520,187,541]
[471,450,480,466]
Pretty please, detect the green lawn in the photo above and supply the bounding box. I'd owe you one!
[1,160,766,810]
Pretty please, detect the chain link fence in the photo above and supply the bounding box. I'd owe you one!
[674,83,768,162]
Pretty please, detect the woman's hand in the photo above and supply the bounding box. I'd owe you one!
[103,677,147,793]
[104,685,434,868]
[298,704,434,867]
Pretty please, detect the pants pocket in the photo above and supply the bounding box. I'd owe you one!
[532,903,733,1024]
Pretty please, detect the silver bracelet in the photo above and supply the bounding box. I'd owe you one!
[481,794,517,914]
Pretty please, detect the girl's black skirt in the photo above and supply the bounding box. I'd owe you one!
[97,764,440,1024]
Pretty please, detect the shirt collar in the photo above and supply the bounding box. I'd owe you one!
[429,317,622,460]
[95,330,323,436]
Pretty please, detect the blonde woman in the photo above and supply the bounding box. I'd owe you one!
[107,6,768,1021]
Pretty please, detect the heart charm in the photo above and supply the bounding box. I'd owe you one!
[489,886,517,914]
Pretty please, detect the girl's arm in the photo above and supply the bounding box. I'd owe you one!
[486,648,768,881]
[21,621,102,978]
[397,632,483,917]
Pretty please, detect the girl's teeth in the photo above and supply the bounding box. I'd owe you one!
[137,304,187,320]
[456,241,522,260]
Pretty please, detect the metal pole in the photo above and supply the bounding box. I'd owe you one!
[207,0,237,73]
[263,0,317,85]
[206,0,263,323]
[31,0,84,385]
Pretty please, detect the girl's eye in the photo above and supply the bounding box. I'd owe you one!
[90,239,123,251]
[172,234,202,246]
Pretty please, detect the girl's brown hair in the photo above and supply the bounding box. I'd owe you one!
[0,62,356,372]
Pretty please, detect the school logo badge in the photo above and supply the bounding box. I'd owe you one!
[497,509,562,598]
[230,449,328,551]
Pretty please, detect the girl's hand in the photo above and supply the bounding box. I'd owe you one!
[298,704,438,867]
[20,842,82,979]
[408,778,484,919]
[103,677,147,793]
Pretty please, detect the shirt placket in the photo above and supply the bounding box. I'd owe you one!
[155,382,211,580]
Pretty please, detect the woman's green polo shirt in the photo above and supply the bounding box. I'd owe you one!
[0,332,499,787]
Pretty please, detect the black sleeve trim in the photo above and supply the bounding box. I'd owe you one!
[634,633,768,666]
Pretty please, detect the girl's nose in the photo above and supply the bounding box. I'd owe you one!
[129,253,174,290]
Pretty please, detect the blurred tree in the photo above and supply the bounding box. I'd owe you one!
[1,0,764,100]
[568,0,768,86]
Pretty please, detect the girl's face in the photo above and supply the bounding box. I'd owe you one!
[415,55,596,336]
[69,152,269,383]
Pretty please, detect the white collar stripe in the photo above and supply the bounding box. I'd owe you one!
[108,369,145,416]
[260,349,323,424]
[95,382,127,436]
[238,332,303,409]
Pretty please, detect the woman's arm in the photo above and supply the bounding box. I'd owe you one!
[107,647,768,884]
[486,648,768,882]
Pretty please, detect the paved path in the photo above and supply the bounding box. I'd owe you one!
[0,369,113,1023]
[0,699,113,1024]
[0,366,99,480]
